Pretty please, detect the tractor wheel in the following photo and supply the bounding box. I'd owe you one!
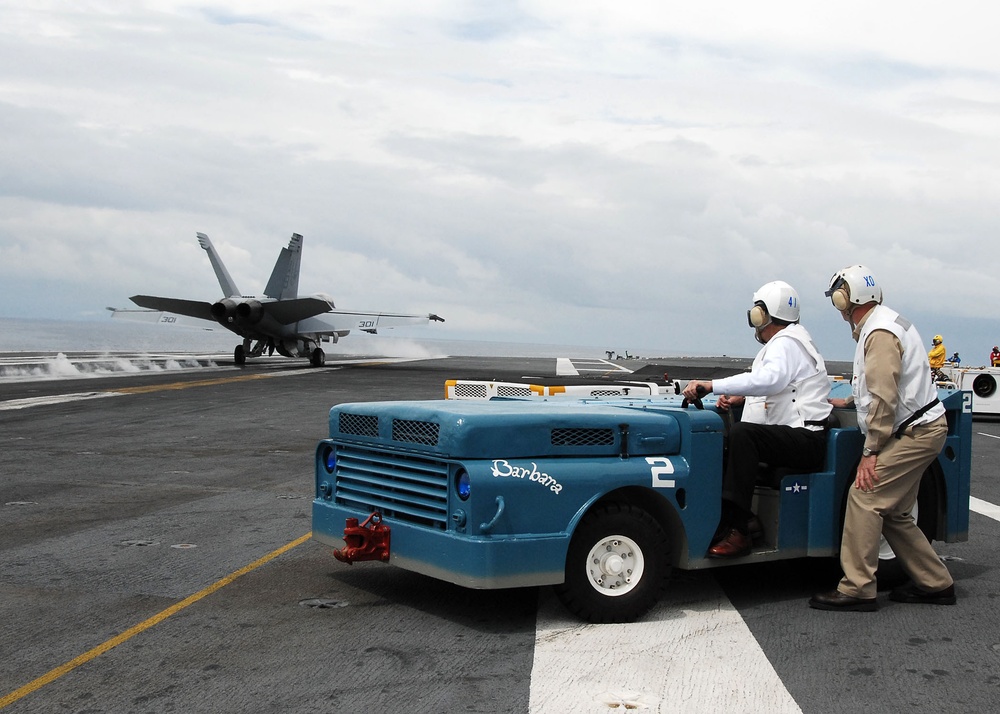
[554,502,671,623]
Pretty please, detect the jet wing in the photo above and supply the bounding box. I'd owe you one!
[349,311,445,333]
[297,310,445,335]
[107,306,216,329]
[261,296,333,325]
[130,295,215,321]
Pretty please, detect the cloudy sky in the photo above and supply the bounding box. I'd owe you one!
[2,1,999,361]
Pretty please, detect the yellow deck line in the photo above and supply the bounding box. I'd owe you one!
[0,532,312,709]
[107,373,278,394]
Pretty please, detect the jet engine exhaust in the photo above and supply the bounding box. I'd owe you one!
[236,300,264,324]
[210,298,238,324]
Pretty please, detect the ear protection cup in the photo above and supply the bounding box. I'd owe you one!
[830,287,850,312]
[747,303,769,328]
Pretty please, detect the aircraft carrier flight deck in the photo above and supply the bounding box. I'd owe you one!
[1,352,998,713]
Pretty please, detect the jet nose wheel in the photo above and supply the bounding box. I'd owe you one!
[310,347,326,367]
[234,344,246,366]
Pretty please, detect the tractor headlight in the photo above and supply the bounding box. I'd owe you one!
[455,468,471,500]
[322,445,337,473]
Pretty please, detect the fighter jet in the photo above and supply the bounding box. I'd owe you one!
[109,232,444,367]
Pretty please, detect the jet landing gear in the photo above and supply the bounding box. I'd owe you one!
[235,338,276,367]
[235,339,325,367]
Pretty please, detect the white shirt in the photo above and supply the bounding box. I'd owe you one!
[713,323,833,429]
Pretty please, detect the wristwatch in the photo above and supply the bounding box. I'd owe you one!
[862,447,879,457]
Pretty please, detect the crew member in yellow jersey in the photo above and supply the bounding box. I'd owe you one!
[927,335,946,370]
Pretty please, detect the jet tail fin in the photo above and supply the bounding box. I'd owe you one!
[264,233,303,300]
[197,232,241,298]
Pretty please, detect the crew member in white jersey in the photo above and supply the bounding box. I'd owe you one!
[810,265,955,611]
[683,281,833,558]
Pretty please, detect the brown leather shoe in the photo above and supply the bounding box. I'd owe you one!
[809,589,877,612]
[889,583,956,605]
[707,528,751,558]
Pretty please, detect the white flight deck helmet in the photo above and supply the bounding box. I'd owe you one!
[747,280,800,342]
[825,264,882,312]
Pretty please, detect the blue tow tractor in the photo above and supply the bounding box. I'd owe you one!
[312,381,972,623]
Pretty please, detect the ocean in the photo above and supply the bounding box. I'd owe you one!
[0,316,644,358]
[1,316,700,381]
[0,317,857,386]
[0,317,738,381]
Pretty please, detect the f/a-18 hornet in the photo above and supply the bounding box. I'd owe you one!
[109,232,444,367]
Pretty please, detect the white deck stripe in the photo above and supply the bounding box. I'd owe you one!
[558,357,637,377]
[555,358,578,376]
[970,496,1000,522]
[0,392,122,411]
[0,367,339,411]
[570,359,634,374]
[530,582,802,713]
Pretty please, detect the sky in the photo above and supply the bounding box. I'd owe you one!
[2,1,999,362]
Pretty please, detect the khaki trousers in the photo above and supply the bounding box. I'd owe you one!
[838,415,952,599]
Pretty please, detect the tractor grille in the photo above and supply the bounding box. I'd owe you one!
[497,385,533,397]
[392,419,440,446]
[453,383,488,399]
[338,413,379,437]
[334,445,450,529]
[551,427,615,447]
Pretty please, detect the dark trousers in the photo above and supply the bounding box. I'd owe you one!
[721,421,827,533]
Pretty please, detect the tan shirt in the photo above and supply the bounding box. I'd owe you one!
[852,310,902,453]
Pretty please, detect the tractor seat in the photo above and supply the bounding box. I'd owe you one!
[756,412,840,489]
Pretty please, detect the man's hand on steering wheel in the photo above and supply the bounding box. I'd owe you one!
[682,380,711,400]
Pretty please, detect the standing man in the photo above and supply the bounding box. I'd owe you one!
[810,265,955,611]
[928,334,946,381]
[683,280,833,558]
[928,335,946,369]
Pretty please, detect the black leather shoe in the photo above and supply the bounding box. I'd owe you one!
[707,528,751,558]
[809,590,877,612]
[889,582,956,605]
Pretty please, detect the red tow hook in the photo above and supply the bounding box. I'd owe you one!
[332,512,391,564]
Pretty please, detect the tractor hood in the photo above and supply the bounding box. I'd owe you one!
[328,397,722,460]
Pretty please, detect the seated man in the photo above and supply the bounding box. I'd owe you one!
[683,280,833,558]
